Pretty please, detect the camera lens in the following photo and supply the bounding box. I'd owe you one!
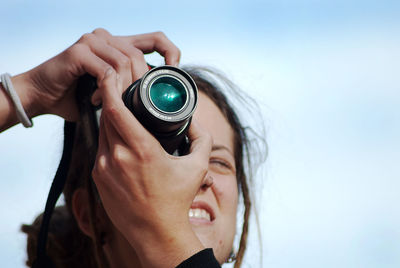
[149,76,187,113]
[122,66,197,154]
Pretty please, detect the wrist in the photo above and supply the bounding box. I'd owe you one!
[128,222,205,268]
[11,72,45,119]
[0,72,42,130]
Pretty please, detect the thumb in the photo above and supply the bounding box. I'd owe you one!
[187,120,213,161]
[180,120,212,189]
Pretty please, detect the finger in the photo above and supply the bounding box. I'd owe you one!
[101,75,129,150]
[121,32,181,67]
[188,120,213,155]
[78,33,134,91]
[63,43,115,83]
[182,120,212,169]
[177,121,212,193]
[97,112,110,154]
[60,42,115,106]
[92,113,110,183]
[91,90,102,106]
[102,108,136,175]
[99,68,126,109]
[99,69,158,150]
[114,46,148,82]
[93,29,149,82]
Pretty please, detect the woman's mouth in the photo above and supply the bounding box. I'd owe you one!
[189,208,211,221]
[188,201,215,224]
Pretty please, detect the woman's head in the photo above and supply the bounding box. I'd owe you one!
[186,67,256,266]
[183,89,239,263]
[23,66,263,268]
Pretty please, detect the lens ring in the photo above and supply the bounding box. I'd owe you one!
[139,66,197,123]
[148,75,188,114]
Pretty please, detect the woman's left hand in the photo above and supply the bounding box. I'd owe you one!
[92,70,212,267]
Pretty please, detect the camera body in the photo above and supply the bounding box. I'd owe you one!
[76,66,198,155]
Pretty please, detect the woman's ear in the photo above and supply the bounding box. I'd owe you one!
[71,188,94,238]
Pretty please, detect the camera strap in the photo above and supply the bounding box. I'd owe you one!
[33,120,76,268]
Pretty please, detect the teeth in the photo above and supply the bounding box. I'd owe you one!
[189,208,211,221]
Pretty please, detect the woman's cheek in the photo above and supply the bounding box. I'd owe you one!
[213,174,239,259]
[212,173,239,208]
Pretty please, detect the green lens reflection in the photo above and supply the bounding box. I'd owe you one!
[150,76,187,113]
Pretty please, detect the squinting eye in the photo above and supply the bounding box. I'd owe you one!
[209,158,233,172]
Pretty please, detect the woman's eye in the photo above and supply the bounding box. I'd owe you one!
[209,158,233,173]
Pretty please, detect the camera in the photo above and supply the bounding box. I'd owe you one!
[76,65,198,155]
[35,67,199,268]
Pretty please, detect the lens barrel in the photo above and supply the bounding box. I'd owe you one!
[122,66,197,154]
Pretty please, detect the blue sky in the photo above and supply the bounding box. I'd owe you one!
[1,1,399,267]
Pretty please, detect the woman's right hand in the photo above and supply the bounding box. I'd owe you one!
[1,29,180,129]
[92,70,212,268]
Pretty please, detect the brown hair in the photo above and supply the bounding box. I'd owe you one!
[22,66,267,268]
[21,206,97,268]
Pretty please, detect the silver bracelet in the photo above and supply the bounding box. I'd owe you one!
[1,73,33,127]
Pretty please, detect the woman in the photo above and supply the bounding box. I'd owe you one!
[1,29,264,267]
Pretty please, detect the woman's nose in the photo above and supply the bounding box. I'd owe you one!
[200,174,214,191]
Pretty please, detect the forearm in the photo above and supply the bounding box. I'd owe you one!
[0,73,41,132]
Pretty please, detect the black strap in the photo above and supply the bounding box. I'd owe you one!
[33,121,76,268]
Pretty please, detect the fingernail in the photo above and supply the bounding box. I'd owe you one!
[104,67,114,78]
[92,96,101,106]
[91,91,101,106]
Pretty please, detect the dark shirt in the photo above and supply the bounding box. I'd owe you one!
[176,248,221,268]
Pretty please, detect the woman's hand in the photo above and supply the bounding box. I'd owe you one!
[0,29,180,130]
[91,70,212,267]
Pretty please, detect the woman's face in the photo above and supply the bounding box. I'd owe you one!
[102,92,239,266]
[189,91,239,263]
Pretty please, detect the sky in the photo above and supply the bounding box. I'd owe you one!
[1,1,399,267]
